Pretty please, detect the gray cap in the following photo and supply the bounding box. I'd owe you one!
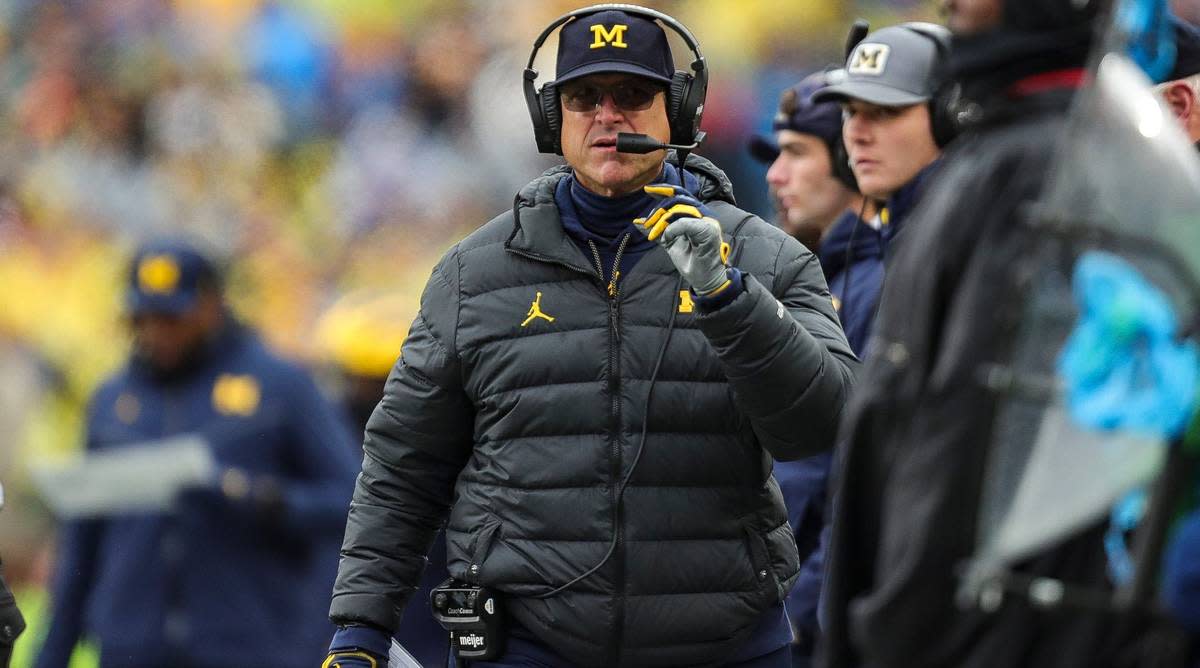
[812,22,949,107]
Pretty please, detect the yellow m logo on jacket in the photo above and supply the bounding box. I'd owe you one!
[590,24,628,49]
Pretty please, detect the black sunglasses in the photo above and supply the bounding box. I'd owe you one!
[559,81,664,113]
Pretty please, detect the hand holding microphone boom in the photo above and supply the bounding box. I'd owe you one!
[615,132,707,154]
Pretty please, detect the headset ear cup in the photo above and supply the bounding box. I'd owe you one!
[831,137,858,192]
[539,83,563,155]
[929,83,962,149]
[668,71,694,146]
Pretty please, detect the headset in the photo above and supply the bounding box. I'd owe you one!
[773,79,858,192]
[523,4,709,155]
[903,22,965,148]
[818,81,860,192]
[843,20,964,149]
[830,137,858,191]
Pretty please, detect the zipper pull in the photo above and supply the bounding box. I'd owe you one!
[608,270,620,299]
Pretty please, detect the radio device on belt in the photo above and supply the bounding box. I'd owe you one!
[431,578,505,662]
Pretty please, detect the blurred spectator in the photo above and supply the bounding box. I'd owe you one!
[35,239,359,668]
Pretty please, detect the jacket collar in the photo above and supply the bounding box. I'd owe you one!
[884,159,941,230]
[818,210,881,279]
[505,166,597,276]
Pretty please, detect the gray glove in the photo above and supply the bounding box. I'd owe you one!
[635,184,731,296]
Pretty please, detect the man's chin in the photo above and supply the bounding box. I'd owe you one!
[584,165,658,196]
[858,176,898,203]
[783,218,823,250]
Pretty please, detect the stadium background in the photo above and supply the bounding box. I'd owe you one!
[1,1,1197,665]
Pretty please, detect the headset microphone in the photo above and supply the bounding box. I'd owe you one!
[845,19,870,60]
[616,131,706,155]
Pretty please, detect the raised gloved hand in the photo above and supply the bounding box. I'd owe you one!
[322,650,384,668]
[634,184,732,296]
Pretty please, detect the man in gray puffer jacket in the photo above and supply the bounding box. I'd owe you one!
[326,6,857,668]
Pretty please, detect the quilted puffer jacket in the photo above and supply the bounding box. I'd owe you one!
[331,154,857,667]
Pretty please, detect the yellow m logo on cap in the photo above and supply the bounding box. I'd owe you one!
[590,24,628,49]
[138,254,181,294]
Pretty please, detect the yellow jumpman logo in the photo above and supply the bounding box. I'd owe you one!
[521,291,556,327]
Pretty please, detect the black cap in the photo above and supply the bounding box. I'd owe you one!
[1168,15,1200,82]
[126,240,220,315]
[748,70,846,164]
[553,9,674,86]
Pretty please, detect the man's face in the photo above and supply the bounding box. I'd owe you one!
[559,73,672,197]
[129,293,221,375]
[843,99,941,200]
[941,0,1004,35]
[766,129,855,238]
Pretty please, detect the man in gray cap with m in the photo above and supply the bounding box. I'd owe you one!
[811,22,955,275]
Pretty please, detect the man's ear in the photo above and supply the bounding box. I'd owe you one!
[1161,80,1196,123]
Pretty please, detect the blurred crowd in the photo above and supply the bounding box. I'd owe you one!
[0,0,935,599]
[22,0,1188,665]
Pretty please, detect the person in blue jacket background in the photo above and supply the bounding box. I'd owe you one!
[748,70,872,667]
[35,239,360,668]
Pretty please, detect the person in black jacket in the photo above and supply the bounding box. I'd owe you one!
[819,2,1147,668]
[325,5,856,668]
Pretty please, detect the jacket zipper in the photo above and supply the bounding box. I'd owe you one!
[508,225,632,660]
[588,234,630,664]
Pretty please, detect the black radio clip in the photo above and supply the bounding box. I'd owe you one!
[431,578,505,661]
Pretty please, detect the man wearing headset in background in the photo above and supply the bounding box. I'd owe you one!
[819,2,1160,667]
[747,70,872,668]
[811,23,954,267]
[749,72,869,255]
[323,4,856,668]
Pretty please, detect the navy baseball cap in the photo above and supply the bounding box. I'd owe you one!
[813,23,948,107]
[553,9,674,86]
[749,70,846,164]
[1167,15,1200,82]
[126,240,220,315]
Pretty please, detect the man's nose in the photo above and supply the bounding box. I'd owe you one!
[844,116,871,145]
[594,93,627,123]
[766,157,788,185]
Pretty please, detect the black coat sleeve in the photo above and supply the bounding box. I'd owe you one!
[330,248,474,631]
[697,237,858,461]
